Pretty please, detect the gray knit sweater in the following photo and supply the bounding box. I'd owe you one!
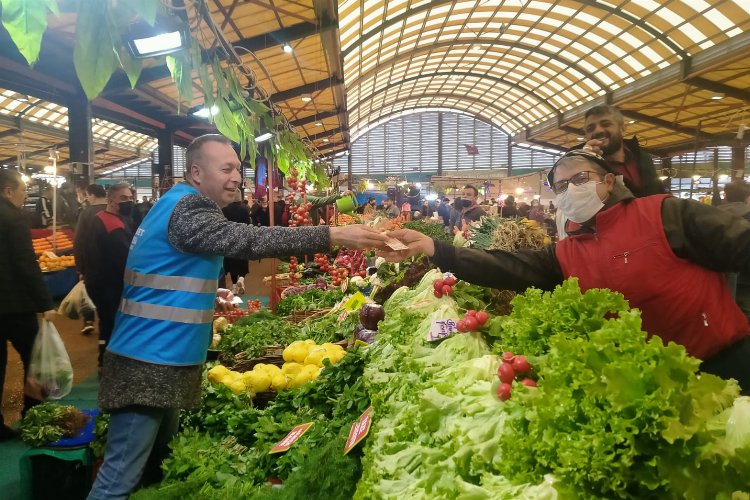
[98,186,331,410]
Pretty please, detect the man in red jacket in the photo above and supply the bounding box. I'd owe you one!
[382,149,750,392]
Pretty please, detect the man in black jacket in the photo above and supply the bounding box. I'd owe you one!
[576,105,663,197]
[81,183,134,367]
[0,170,56,440]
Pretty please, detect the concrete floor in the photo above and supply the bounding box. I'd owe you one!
[2,258,275,426]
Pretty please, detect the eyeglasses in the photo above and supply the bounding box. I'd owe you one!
[547,149,612,194]
[550,171,604,194]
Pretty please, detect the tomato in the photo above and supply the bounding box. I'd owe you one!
[511,355,531,375]
[475,311,489,325]
[498,362,515,383]
[463,316,479,331]
[496,382,512,401]
[520,378,537,388]
[433,280,444,292]
[443,275,457,286]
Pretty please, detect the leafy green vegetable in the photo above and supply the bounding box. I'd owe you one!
[493,279,750,498]
[19,403,88,447]
[90,412,110,458]
[402,220,452,242]
[276,288,344,317]
[216,317,302,359]
[299,306,359,344]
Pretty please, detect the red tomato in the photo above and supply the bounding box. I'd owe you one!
[497,383,512,401]
[511,355,531,375]
[463,316,479,331]
[520,378,537,388]
[475,311,489,325]
[498,362,515,383]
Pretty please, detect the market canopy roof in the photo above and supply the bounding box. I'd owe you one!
[0,0,748,174]
[339,0,750,156]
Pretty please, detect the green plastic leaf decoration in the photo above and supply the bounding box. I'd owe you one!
[1,0,60,65]
[73,0,118,100]
[116,46,143,88]
[214,98,240,143]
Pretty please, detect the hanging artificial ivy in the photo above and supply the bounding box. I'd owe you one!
[0,0,318,172]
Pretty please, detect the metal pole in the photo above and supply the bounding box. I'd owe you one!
[50,148,58,252]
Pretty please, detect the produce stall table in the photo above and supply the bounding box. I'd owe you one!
[43,267,78,299]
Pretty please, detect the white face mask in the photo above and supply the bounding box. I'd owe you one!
[555,180,605,224]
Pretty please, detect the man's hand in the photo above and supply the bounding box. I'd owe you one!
[376,229,435,262]
[329,225,390,250]
[42,309,57,322]
[583,139,604,156]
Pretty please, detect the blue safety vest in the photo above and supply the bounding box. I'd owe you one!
[107,182,222,365]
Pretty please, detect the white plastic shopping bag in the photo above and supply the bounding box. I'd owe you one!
[58,281,84,320]
[26,320,74,400]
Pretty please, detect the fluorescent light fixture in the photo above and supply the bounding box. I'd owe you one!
[255,132,273,143]
[282,43,293,53]
[191,105,219,119]
[710,94,724,100]
[301,95,312,102]
[125,17,189,58]
[627,120,637,125]
[323,138,329,143]
[315,122,323,126]
[692,175,701,181]
[658,175,668,181]
[515,187,524,195]
[576,136,585,141]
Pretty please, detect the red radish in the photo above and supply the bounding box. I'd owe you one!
[463,316,479,332]
[475,311,489,325]
[443,275,457,286]
[433,280,444,292]
[434,290,443,298]
[498,363,515,383]
[466,310,477,317]
[442,285,452,296]
[497,383,512,401]
[521,378,537,388]
[511,355,531,374]
[456,319,467,332]
[502,351,515,363]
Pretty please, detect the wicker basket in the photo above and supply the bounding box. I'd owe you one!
[284,307,333,324]
[219,345,284,372]
[262,273,302,288]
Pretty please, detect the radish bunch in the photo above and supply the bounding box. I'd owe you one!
[456,309,489,332]
[433,274,457,298]
[496,352,537,401]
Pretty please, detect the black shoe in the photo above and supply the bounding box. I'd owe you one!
[0,425,19,441]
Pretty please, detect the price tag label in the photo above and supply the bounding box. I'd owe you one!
[343,291,367,312]
[343,407,373,455]
[269,422,314,454]
[425,319,459,342]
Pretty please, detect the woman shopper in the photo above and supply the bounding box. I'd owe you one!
[0,170,56,440]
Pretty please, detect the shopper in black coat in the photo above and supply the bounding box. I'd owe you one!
[222,191,251,286]
[0,170,56,440]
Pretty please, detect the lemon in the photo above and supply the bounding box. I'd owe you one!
[271,372,287,391]
[228,380,246,394]
[242,371,271,393]
[304,347,327,367]
[207,365,229,383]
[301,364,322,381]
[264,364,282,377]
[282,362,304,376]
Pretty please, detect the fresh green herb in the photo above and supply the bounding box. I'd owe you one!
[402,219,452,242]
[216,317,302,359]
[90,412,110,458]
[276,289,344,317]
[19,403,89,447]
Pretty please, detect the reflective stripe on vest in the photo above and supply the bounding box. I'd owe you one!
[119,298,214,324]
[123,269,216,294]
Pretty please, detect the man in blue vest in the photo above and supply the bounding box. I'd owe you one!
[88,134,389,499]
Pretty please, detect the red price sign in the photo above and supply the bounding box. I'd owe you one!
[270,422,314,454]
[343,406,373,455]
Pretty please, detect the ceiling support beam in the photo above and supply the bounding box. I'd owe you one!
[618,110,715,140]
[271,77,343,102]
[683,77,750,103]
[290,109,341,128]
[0,141,68,165]
[306,127,343,142]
